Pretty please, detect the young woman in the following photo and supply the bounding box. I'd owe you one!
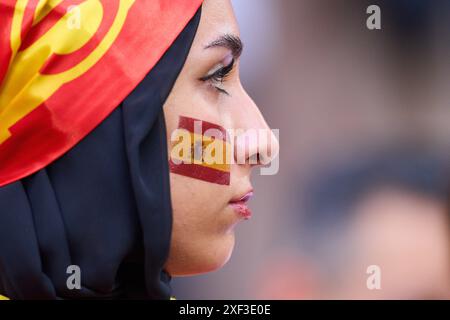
[0,0,278,299]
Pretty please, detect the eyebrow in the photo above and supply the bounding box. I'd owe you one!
[205,34,243,59]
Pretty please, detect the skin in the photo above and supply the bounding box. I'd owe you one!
[163,0,279,276]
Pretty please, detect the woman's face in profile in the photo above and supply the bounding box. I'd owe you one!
[164,0,279,276]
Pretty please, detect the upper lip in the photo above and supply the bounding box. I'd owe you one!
[230,189,254,203]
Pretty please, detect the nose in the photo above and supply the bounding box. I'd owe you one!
[233,91,279,168]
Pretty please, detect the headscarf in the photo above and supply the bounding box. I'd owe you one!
[0,1,202,299]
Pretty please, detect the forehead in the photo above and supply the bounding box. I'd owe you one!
[196,0,240,45]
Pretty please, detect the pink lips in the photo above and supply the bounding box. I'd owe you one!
[230,191,254,220]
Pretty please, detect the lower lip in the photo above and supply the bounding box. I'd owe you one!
[229,202,252,220]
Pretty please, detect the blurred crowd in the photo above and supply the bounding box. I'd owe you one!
[173,0,450,299]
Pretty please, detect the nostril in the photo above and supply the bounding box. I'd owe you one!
[258,129,279,165]
[233,127,279,165]
[248,153,261,166]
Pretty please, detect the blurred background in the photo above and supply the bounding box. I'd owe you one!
[173,0,450,299]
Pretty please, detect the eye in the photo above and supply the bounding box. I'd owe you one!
[200,57,235,95]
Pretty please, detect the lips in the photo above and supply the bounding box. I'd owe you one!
[229,191,253,220]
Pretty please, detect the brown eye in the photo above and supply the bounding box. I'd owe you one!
[200,58,235,95]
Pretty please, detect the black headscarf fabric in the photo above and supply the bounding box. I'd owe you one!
[0,9,201,300]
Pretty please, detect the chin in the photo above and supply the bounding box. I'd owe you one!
[167,233,235,277]
[202,232,236,273]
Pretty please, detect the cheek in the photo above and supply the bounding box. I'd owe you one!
[169,173,231,233]
[163,81,239,274]
[168,174,236,275]
[168,116,232,186]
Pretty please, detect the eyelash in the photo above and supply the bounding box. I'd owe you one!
[200,58,235,95]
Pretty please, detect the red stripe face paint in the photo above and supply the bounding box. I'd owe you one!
[169,116,232,186]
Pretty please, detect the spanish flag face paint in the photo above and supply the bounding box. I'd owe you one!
[0,0,203,187]
[169,116,232,186]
